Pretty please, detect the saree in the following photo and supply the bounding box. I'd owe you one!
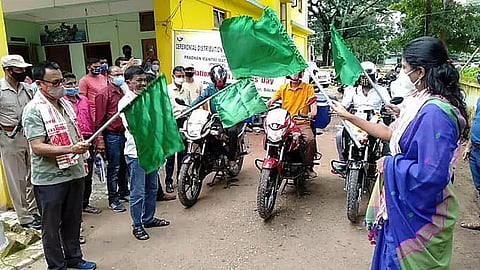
[369,98,464,270]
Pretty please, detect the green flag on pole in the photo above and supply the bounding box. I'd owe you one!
[213,78,268,128]
[220,7,308,78]
[123,74,184,174]
[330,24,364,86]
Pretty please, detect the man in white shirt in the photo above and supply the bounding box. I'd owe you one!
[335,74,390,170]
[118,66,171,241]
[182,63,203,100]
[164,66,190,193]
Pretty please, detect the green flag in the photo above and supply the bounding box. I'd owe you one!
[330,24,364,86]
[220,7,307,79]
[213,78,268,128]
[123,74,184,174]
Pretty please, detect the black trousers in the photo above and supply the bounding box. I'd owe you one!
[226,122,244,160]
[34,177,84,270]
[83,144,94,208]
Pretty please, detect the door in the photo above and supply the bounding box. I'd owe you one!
[83,42,112,65]
[45,45,72,72]
[141,38,157,61]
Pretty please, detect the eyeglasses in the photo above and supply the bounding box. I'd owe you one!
[41,78,65,87]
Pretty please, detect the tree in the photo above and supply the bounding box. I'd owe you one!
[389,0,480,54]
[308,0,397,66]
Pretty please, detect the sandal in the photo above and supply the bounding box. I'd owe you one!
[144,218,170,228]
[83,205,102,214]
[460,221,480,230]
[132,226,150,240]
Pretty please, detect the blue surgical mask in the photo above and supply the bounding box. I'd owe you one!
[65,87,79,97]
[100,63,108,72]
[91,68,101,75]
[151,64,159,71]
[113,75,125,87]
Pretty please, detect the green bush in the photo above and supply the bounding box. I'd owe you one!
[461,67,480,84]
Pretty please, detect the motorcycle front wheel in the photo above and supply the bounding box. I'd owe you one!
[257,168,279,220]
[346,168,364,223]
[177,156,203,208]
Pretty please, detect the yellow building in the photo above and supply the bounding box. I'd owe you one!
[153,0,313,81]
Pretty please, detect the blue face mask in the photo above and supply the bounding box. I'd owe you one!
[100,63,108,72]
[65,87,79,96]
[91,68,101,75]
[113,75,125,87]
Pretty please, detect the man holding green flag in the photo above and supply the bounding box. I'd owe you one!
[118,66,183,240]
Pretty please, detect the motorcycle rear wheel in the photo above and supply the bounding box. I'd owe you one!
[177,157,203,208]
[257,169,279,220]
[346,169,363,223]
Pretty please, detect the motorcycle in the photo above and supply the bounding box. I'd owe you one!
[175,105,250,208]
[255,97,323,220]
[331,97,403,222]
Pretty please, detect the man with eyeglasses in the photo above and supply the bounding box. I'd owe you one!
[118,66,171,241]
[0,54,41,230]
[22,61,96,270]
[95,66,130,212]
[79,58,107,123]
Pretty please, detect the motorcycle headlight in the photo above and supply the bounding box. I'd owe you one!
[267,129,284,143]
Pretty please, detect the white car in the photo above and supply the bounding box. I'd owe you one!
[305,62,331,88]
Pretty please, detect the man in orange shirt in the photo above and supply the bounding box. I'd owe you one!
[266,71,318,178]
[79,58,107,122]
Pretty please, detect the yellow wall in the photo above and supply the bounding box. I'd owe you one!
[0,0,8,77]
[154,0,311,83]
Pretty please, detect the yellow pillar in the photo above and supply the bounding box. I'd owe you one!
[0,0,12,210]
[153,0,174,83]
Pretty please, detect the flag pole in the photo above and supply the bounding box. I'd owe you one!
[307,67,362,149]
[362,70,390,105]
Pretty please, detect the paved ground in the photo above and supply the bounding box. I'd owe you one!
[22,117,480,270]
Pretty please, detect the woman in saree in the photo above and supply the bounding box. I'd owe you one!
[331,36,469,269]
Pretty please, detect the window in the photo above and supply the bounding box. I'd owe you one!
[139,11,155,32]
[213,8,226,28]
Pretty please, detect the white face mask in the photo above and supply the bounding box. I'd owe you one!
[174,77,185,85]
[390,69,419,98]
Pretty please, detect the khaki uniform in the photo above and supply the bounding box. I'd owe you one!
[0,78,37,224]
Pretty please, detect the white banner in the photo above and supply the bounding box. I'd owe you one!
[173,29,285,98]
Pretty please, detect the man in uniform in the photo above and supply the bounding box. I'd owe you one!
[0,54,40,229]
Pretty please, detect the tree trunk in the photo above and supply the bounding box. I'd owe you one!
[440,0,452,42]
[425,0,432,36]
[322,32,331,66]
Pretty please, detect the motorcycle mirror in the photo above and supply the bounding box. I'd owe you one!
[390,97,404,105]
[175,98,187,106]
[306,96,317,106]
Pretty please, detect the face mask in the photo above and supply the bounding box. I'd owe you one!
[91,68,101,75]
[390,69,418,97]
[10,71,27,82]
[100,63,108,72]
[113,75,125,87]
[47,86,66,99]
[174,77,185,85]
[65,86,79,97]
[185,72,194,78]
[215,80,225,89]
[151,64,159,71]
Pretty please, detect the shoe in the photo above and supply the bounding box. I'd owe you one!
[83,205,102,214]
[166,184,174,193]
[144,217,170,228]
[334,165,346,173]
[119,195,130,203]
[109,202,126,213]
[307,168,318,179]
[79,235,86,245]
[132,226,149,241]
[21,220,42,230]
[158,193,176,201]
[67,259,96,270]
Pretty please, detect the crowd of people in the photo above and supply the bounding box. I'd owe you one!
[0,36,479,270]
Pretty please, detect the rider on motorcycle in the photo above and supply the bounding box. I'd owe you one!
[266,71,318,178]
[189,65,243,171]
[334,62,391,172]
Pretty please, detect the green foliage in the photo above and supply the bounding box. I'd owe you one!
[461,67,480,84]
[389,0,480,54]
